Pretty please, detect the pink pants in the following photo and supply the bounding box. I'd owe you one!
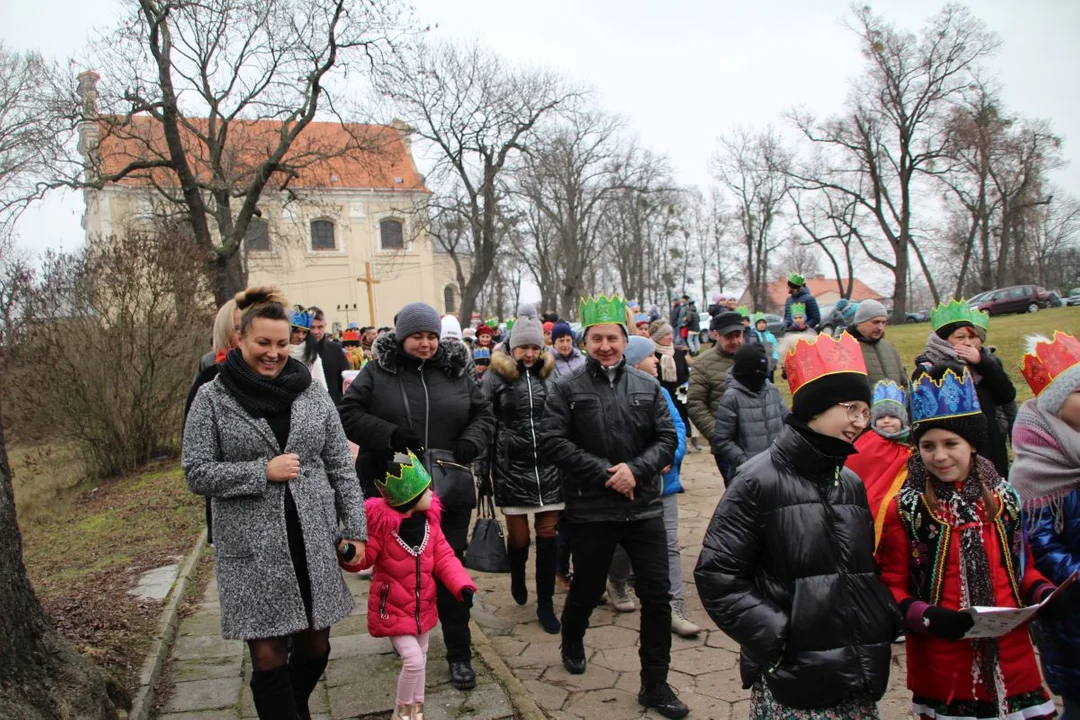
[390,632,430,705]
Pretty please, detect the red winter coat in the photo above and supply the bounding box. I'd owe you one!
[877,490,1048,707]
[345,495,476,638]
[846,431,911,548]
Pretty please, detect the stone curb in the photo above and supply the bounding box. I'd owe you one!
[129,527,209,720]
[469,619,547,720]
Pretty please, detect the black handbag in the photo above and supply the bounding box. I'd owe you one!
[398,377,477,512]
[464,494,510,573]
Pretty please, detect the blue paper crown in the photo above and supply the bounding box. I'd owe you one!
[290,306,313,330]
[910,367,981,425]
[872,380,907,409]
[473,348,491,360]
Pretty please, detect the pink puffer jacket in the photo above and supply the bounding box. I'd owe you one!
[346,494,476,638]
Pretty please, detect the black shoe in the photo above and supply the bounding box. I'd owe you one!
[449,661,476,690]
[560,640,586,674]
[536,602,561,634]
[639,681,689,719]
[509,545,529,606]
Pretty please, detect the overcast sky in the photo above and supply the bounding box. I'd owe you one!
[3,0,1078,266]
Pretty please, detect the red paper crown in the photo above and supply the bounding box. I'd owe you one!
[1022,331,1080,397]
[784,331,868,396]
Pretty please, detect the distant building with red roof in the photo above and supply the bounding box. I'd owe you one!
[738,275,886,314]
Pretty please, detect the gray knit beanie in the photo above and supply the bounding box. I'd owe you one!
[509,304,545,350]
[394,302,441,342]
[854,299,888,325]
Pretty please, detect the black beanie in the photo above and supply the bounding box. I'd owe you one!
[910,362,988,449]
[732,344,768,391]
[792,371,871,422]
[934,320,974,341]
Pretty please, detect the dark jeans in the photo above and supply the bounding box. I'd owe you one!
[714,454,730,488]
[555,514,572,577]
[562,516,672,683]
[437,507,472,664]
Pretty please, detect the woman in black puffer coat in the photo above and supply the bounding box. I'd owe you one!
[338,302,495,690]
[694,333,900,718]
[480,306,564,634]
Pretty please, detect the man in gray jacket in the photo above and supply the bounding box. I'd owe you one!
[539,296,687,719]
[848,300,908,389]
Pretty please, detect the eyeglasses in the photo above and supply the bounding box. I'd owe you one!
[838,402,871,424]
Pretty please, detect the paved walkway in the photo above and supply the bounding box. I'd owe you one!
[468,450,914,720]
[155,569,516,719]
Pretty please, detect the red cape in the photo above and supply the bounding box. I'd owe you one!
[847,430,911,547]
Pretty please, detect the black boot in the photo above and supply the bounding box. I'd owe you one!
[638,677,689,719]
[288,650,329,720]
[250,665,300,720]
[534,536,561,634]
[509,544,529,606]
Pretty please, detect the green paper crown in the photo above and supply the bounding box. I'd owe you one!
[752,312,767,324]
[737,305,750,318]
[579,293,627,328]
[930,298,986,333]
[971,308,989,331]
[791,303,807,318]
[788,273,805,286]
[376,451,432,508]
[505,318,516,331]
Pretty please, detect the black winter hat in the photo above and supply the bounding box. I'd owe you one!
[732,344,768,389]
[934,320,974,341]
[791,372,871,423]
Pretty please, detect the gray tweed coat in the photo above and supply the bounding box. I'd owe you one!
[182,379,367,640]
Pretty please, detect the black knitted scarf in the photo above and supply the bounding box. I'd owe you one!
[218,348,311,418]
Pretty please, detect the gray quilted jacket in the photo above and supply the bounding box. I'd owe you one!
[182,379,366,640]
[711,375,789,470]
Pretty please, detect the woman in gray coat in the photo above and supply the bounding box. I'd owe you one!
[183,287,367,720]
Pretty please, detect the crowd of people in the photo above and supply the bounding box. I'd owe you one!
[181,281,1080,720]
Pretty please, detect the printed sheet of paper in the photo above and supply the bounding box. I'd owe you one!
[961,570,1078,640]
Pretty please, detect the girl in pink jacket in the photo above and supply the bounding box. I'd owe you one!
[342,452,476,720]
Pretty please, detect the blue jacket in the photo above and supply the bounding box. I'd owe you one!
[661,387,686,496]
[783,287,821,330]
[1030,488,1080,696]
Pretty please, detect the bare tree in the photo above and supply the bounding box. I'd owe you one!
[788,186,858,299]
[712,126,791,310]
[379,41,577,323]
[62,0,408,302]
[789,4,998,315]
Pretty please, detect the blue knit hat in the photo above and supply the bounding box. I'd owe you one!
[551,320,574,341]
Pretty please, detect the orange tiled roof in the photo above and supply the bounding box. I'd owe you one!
[763,275,885,308]
[91,116,428,192]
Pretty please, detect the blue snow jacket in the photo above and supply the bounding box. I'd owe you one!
[661,387,686,496]
[1030,487,1080,696]
[783,287,821,330]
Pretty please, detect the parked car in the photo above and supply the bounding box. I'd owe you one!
[905,310,930,323]
[1066,288,1080,307]
[818,300,859,337]
[970,285,1053,316]
[1047,291,1064,308]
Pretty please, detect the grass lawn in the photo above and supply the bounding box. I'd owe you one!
[10,448,203,695]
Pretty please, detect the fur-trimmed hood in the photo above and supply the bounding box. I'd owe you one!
[372,331,472,378]
[364,492,443,538]
[489,346,555,382]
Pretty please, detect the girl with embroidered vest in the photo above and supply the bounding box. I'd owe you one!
[847,380,913,549]
[1011,332,1080,717]
[341,452,477,720]
[877,363,1064,720]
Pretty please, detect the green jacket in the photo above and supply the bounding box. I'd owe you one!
[688,345,736,442]
[855,335,909,390]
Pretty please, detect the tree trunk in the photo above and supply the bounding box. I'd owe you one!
[0,397,125,719]
[212,248,247,306]
[892,238,909,318]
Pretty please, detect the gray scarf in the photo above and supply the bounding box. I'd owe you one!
[922,332,983,382]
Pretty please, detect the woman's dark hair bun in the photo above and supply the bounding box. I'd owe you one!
[235,286,288,311]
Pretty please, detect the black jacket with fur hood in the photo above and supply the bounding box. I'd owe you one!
[338,332,495,501]
[479,347,562,509]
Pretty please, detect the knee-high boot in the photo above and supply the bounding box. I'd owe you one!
[288,649,329,720]
[509,543,529,606]
[534,536,561,634]
[250,665,300,720]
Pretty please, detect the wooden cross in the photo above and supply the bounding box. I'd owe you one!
[357,261,381,327]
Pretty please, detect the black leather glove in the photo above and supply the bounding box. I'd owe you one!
[922,606,975,641]
[1037,584,1072,622]
[453,440,479,464]
[390,427,422,453]
[461,588,474,608]
[476,471,495,498]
